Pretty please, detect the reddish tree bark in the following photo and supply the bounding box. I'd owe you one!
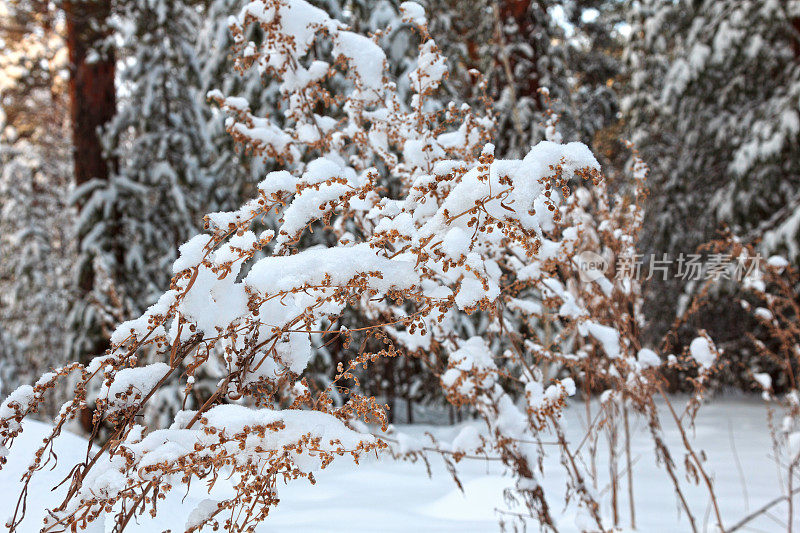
[63,1,117,391]
[63,0,116,192]
[792,16,800,59]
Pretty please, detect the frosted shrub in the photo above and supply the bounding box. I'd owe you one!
[384,134,732,531]
[714,238,800,531]
[0,1,595,530]
[0,1,737,532]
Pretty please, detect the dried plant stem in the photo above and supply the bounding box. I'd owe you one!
[608,410,619,526]
[727,487,800,532]
[646,404,698,533]
[790,462,795,533]
[624,403,636,529]
[554,424,605,531]
[657,386,725,532]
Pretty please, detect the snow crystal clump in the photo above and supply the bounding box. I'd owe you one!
[98,362,170,412]
[689,337,716,369]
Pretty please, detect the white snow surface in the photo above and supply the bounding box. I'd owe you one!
[1,397,794,532]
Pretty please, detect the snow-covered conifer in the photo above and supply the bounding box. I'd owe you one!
[71,0,215,365]
[624,0,800,339]
[0,1,73,412]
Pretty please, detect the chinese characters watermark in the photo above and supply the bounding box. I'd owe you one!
[576,252,765,283]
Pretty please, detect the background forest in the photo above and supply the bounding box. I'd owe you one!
[3,0,797,411]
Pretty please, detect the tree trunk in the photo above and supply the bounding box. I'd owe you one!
[65,0,117,367]
[64,0,116,298]
[64,0,116,192]
[64,0,117,432]
[792,16,800,59]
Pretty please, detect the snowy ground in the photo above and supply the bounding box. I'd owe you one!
[1,397,795,532]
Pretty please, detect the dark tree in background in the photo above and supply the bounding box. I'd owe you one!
[623,0,800,386]
[64,0,115,190]
[63,0,118,365]
[429,0,620,158]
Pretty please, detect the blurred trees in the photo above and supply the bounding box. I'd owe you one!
[0,0,72,407]
[623,0,800,365]
[62,0,119,366]
[2,0,800,407]
[72,0,211,355]
[430,0,621,157]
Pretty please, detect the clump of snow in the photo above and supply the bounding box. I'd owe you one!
[441,337,496,397]
[258,169,296,198]
[334,31,386,94]
[212,230,258,265]
[689,336,716,370]
[186,499,220,530]
[245,243,419,295]
[637,348,661,368]
[399,2,426,25]
[98,362,171,412]
[235,0,335,62]
[410,40,447,94]
[767,255,789,271]
[753,373,772,391]
[585,322,621,359]
[560,378,577,397]
[754,307,773,321]
[452,425,482,454]
[172,234,213,273]
[178,266,248,335]
[0,385,36,442]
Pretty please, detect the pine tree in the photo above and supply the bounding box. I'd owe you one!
[624,0,800,341]
[430,0,620,157]
[75,0,213,336]
[0,141,73,403]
